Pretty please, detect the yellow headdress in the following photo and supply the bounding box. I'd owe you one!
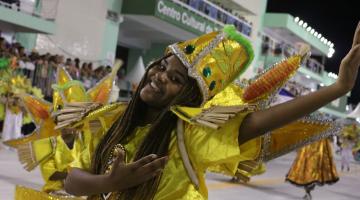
[169,36,337,186]
[167,25,254,104]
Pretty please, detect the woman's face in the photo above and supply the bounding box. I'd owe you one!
[140,55,188,108]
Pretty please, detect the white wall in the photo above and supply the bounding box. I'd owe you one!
[233,0,267,80]
[232,0,264,16]
[35,0,108,63]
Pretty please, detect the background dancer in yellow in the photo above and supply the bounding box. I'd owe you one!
[286,138,339,200]
[5,62,122,199]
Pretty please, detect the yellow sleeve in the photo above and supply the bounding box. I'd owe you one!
[39,155,64,192]
[39,156,57,183]
[184,111,261,176]
[70,103,127,171]
[41,136,81,192]
[69,135,87,169]
[68,123,109,171]
[53,136,74,173]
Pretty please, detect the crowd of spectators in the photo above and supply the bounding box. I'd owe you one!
[283,80,312,97]
[0,35,112,101]
[261,36,325,75]
[178,0,252,36]
[0,0,20,11]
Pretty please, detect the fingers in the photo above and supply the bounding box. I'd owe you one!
[131,156,168,183]
[129,154,158,170]
[347,44,360,65]
[112,148,126,171]
[137,156,168,176]
[352,21,360,48]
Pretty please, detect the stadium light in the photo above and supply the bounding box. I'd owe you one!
[327,72,338,79]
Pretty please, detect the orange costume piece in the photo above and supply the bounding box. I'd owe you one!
[286,138,339,187]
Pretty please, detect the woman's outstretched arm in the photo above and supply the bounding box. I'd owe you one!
[239,22,360,144]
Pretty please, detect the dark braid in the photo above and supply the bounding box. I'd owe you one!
[91,62,148,174]
[91,55,203,200]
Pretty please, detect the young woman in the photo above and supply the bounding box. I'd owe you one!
[64,23,360,200]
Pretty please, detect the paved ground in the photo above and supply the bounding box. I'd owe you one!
[1,143,359,200]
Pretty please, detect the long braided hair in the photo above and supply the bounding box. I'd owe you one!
[91,55,203,199]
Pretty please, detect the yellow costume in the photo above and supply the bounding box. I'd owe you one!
[0,58,43,141]
[6,62,122,200]
[47,25,341,199]
[286,138,339,187]
[80,107,254,200]
[15,185,84,200]
[40,135,83,192]
[11,26,341,199]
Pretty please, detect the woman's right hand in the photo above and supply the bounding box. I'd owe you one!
[107,149,168,191]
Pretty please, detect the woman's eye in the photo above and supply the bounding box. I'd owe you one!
[158,64,166,71]
[171,76,182,84]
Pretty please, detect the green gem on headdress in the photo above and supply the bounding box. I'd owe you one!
[209,81,216,90]
[184,44,195,54]
[202,67,211,78]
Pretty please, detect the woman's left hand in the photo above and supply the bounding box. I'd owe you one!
[336,21,360,93]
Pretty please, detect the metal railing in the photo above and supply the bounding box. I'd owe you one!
[174,0,252,36]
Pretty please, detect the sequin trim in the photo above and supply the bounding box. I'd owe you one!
[263,115,342,161]
[191,32,226,69]
[250,58,286,82]
[169,44,209,105]
[233,79,248,89]
[168,44,192,69]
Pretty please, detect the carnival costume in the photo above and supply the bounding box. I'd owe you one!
[286,138,339,199]
[4,25,342,200]
[0,57,42,142]
[4,61,122,200]
[47,25,342,200]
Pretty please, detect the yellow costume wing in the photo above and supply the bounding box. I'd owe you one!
[3,94,60,148]
[13,135,56,171]
[241,44,310,104]
[171,83,256,129]
[262,115,342,161]
[87,60,122,104]
[55,67,88,103]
